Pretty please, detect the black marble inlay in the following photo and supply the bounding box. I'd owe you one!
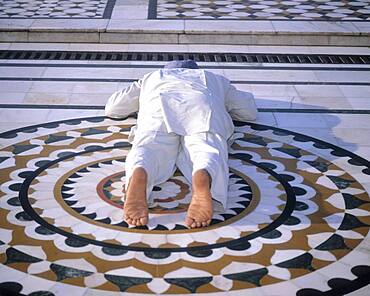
[0,282,23,294]
[84,212,97,220]
[239,136,267,146]
[258,162,277,170]
[187,249,213,258]
[12,144,39,155]
[35,225,56,235]
[29,291,56,296]
[64,179,76,185]
[278,174,296,182]
[105,274,152,292]
[165,277,212,293]
[113,142,131,148]
[225,268,268,286]
[61,185,73,192]
[43,122,60,129]
[173,224,188,230]
[327,176,355,190]
[64,237,90,248]
[283,216,301,226]
[0,156,10,163]
[275,147,302,158]
[7,197,21,206]
[276,253,315,271]
[229,153,252,161]
[35,160,52,168]
[261,229,282,239]
[102,246,128,256]
[96,217,112,224]
[297,265,370,296]
[84,145,106,152]
[50,264,94,282]
[144,250,171,259]
[294,201,309,211]
[296,288,325,296]
[72,206,86,214]
[61,192,74,199]
[15,211,33,221]
[305,160,330,172]
[88,163,101,168]
[69,173,82,179]
[64,200,77,206]
[338,213,368,231]
[9,183,22,192]
[315,234,350,251]
[45,134,73,144]
[77,167,90,173]
[343,193,369,209]
[292,186,307,196]
[313,142,330,149]
[226,241,251,251]
[81,127,110,136]
[152,224,169,230]
[274,130,290,136]
[57,151,76,158]
[5,247,42,265]
[18,171,33,179]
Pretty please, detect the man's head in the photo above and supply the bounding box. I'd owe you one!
[164,59,199,69]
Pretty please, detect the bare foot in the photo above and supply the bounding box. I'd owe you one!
[123,167,149,226]
[185,170,213,229]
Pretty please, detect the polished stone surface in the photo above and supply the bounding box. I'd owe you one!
[154,0,370,21]
[0,43,369,295]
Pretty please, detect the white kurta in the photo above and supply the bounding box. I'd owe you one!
[105,68,258,209]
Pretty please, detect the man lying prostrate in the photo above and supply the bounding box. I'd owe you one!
[105,60,258,229]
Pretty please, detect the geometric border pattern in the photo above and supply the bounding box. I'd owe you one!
[0,0,116,19]
[153,0,370,21]
[0,116,369,295]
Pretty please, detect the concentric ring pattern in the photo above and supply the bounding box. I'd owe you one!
[0,116,369,295]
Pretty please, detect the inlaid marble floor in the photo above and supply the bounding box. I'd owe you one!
[154,0,370,20]
[0,43,369,296]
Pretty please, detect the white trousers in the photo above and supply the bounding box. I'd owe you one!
[124,130,229,210]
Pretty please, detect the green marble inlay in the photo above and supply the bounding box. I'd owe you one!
[315,234,350,251]
[50,263,94,282]
[165,277,213,293]
[276,253,315,272]
[224,268,268,287]
[105,274,152,292]
[5,247,43,265]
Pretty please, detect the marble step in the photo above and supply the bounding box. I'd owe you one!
[1,19,370,46]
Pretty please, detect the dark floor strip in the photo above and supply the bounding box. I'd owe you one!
[1,104,369,114]
[148,0,158,19]
[0,77,369,85]
[2,63,370,71]
[1,50,368,65]
[103,0,117,19]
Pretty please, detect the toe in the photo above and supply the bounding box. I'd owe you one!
[191,221,197,228]
[140,217,148,225]
[185,217,194,228]
[201,221,208,227]
[196,221,202,228]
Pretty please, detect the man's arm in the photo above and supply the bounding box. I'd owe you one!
[105,80,142,119]
[225,84,258,121]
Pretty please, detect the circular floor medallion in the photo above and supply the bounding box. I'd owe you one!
[0,116,369,295]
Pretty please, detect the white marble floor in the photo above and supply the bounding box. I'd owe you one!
[0,43,369,159]
[0,43,369,296]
